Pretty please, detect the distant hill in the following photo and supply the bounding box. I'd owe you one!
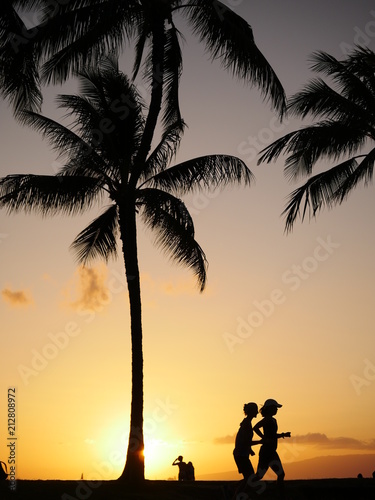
[197,454,375,481]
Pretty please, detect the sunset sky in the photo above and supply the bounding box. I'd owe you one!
[1,0,375,482]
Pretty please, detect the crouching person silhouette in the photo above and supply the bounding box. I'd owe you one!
[253,399,291,499]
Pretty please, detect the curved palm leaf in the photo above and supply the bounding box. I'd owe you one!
[0,174,102,215]
[70,204,119,263]
[183,0,286,115]
[18,110,113,182]
[310,49,375,108]
[344,46,375,95]
[147,154,254,194]
[334,147,375,202]
[288,78,374,126]
[39,1,139,84]
[282,158,358,232]
[259,121,368,181]
[0,6,42,114]
[140,120,185,182]
[138,188,207,291]
[160,22,184,129]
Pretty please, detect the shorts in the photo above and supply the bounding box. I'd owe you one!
[257,447,284,478]
[233,453,255,478]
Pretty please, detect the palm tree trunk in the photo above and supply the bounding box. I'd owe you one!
[118,201,144,484]
[119,10,167,485]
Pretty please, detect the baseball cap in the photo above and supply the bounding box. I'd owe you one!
[263,399,282,408]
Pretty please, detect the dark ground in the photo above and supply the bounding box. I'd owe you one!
[1,478,374,500]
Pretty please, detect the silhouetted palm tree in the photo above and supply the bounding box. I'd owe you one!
[0,59,254,482]
[258,47,375,232]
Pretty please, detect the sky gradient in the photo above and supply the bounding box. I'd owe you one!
[1,0,375,481]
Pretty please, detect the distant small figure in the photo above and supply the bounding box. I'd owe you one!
[172,455,187,481]
[186,461,195,481]
[357,473,363,479]
[372,470,375,479]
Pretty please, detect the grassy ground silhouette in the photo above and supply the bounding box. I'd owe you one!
[1,478,375,500]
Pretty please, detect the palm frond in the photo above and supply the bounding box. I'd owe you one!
[334,147,375,203]
[160,21,184,129]
[344,46,375,96]
[0,8,42,115]
[147,154,254,194]
[138,188,207,291]
[70,204,119,264]
[140,120,185,182]
[11,1,43,9]
[132,12,149,81]
[0,2,21,37]
[308,51,375,116]
[19,108,93,159]
[288,78,374,126]
[0,174,103,216]
[58,67,145,164]
[283,157,359,232]
[39,1,140,85]
[18,109,114,181]
[184,0,286,116]
[258,121,368,181]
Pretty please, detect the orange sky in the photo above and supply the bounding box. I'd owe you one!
[1,0,375,482]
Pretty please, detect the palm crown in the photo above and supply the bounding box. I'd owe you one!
[1,0,286,121]
[258,46,375,232]
[0,58,253,289]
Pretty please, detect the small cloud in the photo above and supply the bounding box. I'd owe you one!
[63,264,110,312]
[213,432,375,451]
[42,273,53,282]
[292,433,375,450]
[214,434,235,445]
[1,288,33,307]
